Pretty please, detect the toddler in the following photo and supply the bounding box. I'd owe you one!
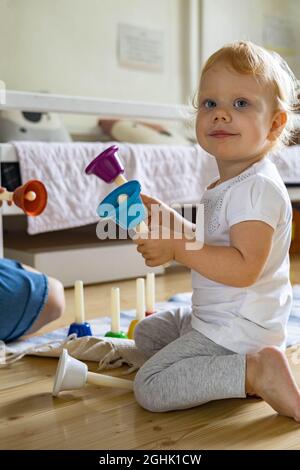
[133,41,300,420]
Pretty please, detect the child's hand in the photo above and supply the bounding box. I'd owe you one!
[134,232,175,267]
[133,193,196,266]
[0,187,13,207]
[132,193,176,266]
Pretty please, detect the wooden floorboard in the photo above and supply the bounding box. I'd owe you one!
[1,258,300,450]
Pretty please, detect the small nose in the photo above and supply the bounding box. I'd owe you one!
[212,108,231,123]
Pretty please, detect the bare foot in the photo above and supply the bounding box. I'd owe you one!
[246,346,300,421]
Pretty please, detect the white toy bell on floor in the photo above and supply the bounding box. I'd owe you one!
[53,349,87,396]
[52,349,133,396]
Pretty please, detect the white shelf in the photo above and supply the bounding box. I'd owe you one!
[0,90,190,121]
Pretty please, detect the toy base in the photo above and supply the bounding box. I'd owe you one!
[146,311,156,317]
[68,322,92,337]
[127,319,139,339]
[105,330,128,339]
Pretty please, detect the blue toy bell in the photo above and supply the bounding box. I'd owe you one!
[97,180,146,230]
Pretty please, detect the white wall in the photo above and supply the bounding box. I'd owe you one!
[201,0,300,77]
[287,0,300,77]
[0,0,187,101]
[0,0,190,132]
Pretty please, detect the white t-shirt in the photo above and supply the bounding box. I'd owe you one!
[191,157,293,354]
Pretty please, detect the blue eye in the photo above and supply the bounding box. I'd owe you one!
[234,99,249,108]
[203,99,217,109]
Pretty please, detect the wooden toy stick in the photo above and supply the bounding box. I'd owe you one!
[0,189,36,202]
[111,287,121,333]
[146,273,155,314]
[74,280,85,324]
[0,190,14,201]
[87,371,133,390]
[136,278,146,321]
[114,174,127,186]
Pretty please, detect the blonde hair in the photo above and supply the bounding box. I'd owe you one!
[194,41,300,147]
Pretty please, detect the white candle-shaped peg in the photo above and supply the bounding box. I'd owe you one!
[146,273,155,313]
[74,280,85,324]
[136,278,145,321]
[111,287,121,333]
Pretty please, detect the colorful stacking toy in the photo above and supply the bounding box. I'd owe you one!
[67,280,92,338]
[127,278,146,339]
[105,287,128,339]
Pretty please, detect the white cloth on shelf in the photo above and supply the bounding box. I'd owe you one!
[13,142,219,234]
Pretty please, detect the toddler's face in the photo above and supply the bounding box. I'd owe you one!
[196,61,276,162]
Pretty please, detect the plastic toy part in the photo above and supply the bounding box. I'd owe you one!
[67,322,92,338]
[127,319,139,340]
[104,331,128,339]
[53,349,87,396]
[85,145,124,183]
[146,311,157,317]
[97,180,145,230]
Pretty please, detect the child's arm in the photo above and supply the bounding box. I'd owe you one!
[135,194,274,287]
[135,217,274,287]
[174,220,274,287]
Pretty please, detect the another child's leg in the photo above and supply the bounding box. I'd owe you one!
[21,264,65,334]
[246,347,300,421]
[134,329,246,412]
[134,306,192,359]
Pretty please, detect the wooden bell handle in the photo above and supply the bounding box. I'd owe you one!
[0,189,36,202]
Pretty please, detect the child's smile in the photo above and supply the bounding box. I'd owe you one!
[208,129,240,139]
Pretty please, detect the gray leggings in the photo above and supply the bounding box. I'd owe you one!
[134,307,246,412]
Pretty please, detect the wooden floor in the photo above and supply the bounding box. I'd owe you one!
[1,257,300,450]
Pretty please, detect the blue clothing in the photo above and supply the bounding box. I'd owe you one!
[0,258,48,342]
